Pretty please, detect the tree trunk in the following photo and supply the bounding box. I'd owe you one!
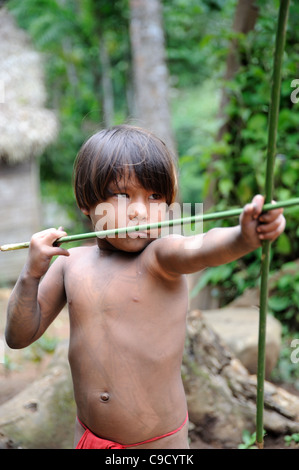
[129,0,176,155]
[79,1,115,127]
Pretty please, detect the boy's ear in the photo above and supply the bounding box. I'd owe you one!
[81,207,90,216]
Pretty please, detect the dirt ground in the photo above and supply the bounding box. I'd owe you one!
[0,287,298,450]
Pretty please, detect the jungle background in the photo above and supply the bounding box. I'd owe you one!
[0,0,299,449]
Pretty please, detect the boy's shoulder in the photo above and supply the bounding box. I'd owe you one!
[145,234,184,252]
[67,245,96,254]
[144,234,184,256]
[58,244,97,267]
[141,235,185,280]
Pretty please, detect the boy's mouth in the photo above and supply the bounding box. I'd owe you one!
[129,231,149,239]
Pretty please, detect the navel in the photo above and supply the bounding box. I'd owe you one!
[100,392,110,403]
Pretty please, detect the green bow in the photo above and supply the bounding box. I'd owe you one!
[256,0,290,449]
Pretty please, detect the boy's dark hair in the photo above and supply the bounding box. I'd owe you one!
[73,125,178,211]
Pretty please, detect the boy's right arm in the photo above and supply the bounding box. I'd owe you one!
[5,228,70,349]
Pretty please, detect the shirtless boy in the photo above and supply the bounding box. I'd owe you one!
[5,125,286,449]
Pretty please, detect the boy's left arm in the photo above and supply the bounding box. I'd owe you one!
[151,195,285,277]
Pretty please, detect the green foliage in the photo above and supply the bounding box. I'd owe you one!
[191,252,262,306]
[172,81,222,202]
[268,263,299,327]
[24,334,59,363]
[284,433,299,447]
[177,1,299,330]
[163,0,235,86]
[3,334,58,371]
[238,429,265,449]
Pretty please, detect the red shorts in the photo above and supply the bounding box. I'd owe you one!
[76,412,188,449]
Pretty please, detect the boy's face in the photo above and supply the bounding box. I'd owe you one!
[82,173,167,252]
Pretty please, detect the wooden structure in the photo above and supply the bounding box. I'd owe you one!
[0,8,58,283]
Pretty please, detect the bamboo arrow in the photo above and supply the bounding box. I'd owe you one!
[255,0,290,449]
[1,198,298,252]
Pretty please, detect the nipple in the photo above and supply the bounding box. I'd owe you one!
[100,392,110,402]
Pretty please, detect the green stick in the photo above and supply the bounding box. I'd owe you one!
[1,198,298,252]
[256,0,290,449]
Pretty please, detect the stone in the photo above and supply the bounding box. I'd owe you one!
[202,307,282,378]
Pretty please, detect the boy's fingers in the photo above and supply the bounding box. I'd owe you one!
[44,228,68,244]
[242,203,255,220]
[259,208,284,223]
[251,194,264,219]
[41,245,70,257]
[32,227,67,241]
[257,215,284,234]
[51,247,70,257]
[259,200,284,222]
[30,228,68,256]
[241,194,264,223]
[258,217,286,240]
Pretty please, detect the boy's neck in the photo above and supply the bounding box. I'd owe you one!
[96,238,119,253]
[95,237,150,256]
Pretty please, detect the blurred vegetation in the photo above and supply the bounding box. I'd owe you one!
[6,0,299,339]
[4,333,58,370]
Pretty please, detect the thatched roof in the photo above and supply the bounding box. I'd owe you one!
[0,8,58,164]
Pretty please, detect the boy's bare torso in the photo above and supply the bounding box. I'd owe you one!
[59,242,189,448]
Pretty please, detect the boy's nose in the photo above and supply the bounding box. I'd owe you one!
[128,202,147,222]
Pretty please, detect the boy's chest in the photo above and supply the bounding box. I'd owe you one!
[64,248,188,333]
[65,249,188,355]
[65,254,155,317]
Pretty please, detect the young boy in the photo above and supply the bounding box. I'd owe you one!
[5,125,285,449]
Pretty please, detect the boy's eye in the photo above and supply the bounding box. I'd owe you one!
[149,193,163,200]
